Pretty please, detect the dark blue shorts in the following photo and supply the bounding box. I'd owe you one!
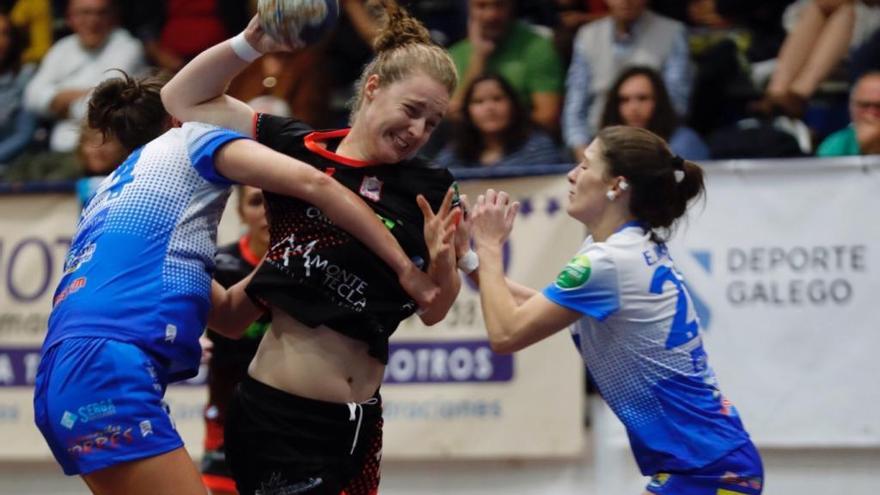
[646,441,764,495]
[33,337,184,475]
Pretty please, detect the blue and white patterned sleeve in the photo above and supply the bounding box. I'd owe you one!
[543,244,620,321]
[182,122,250,185]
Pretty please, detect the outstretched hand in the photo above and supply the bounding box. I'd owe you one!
[243,15,302,55]
[417,188,462,272]
[471,188,520,248]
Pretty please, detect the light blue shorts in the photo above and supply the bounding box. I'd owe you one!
[646,441,764,495]
[33,337,184,475]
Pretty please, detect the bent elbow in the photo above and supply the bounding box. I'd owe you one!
[488,333,517,355]
[159,86,177,117]
[160,85,186,120]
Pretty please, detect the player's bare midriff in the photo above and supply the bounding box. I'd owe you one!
[248,308,385,403]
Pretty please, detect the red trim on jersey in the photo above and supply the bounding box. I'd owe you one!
[238,235,261,267]
[202,473,238,492]
[304,129,379,168]
[251,112,259,138]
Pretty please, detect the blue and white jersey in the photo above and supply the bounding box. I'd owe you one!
[44,123,247,382]
[543,223,751,475]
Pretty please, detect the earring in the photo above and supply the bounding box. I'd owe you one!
[606,190,617,201]
[619,180,629,191]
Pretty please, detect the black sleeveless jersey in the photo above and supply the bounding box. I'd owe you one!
[246,114,455,363]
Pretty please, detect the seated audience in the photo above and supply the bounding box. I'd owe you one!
[0,12,37,168]
[752,0,880,118]
[23,0,145,152]
[139,0,248,73]
[436,73,565,169]
[601,66,710,160]
[9,0,52,63]
[562,0,692,159]
[448,0,564,135]
[817,70,880,155]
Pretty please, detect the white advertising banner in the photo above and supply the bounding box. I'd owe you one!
[0,178,586,462]
[0,193,236,461]
[667,157,880,447]
[5,156,872,463]
[381,177,585,459]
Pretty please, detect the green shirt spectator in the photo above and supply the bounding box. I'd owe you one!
[449,21,564,108]
[449,0,564,135]
[816,72,880,157]
[817,126,860,156]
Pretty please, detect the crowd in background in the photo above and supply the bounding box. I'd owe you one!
[1,0,879,184]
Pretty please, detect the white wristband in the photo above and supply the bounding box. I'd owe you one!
[230,32,262,62]
[457,250,479,274]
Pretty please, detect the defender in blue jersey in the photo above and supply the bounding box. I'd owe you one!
[33,73,441,495]
[468,126,763,495]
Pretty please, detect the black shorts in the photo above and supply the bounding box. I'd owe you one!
[225,376,382,495]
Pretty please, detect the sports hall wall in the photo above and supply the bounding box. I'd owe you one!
[0,157,877,494]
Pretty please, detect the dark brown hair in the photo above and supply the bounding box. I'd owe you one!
[88,70,170,152]
[350,0,458,122]
[597,126,705,241]
[600,66,678,141]
[452,73,530,162]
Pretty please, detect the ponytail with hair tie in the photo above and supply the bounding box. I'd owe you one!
[671,155,685,183]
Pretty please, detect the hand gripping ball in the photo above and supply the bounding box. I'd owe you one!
[258,0,340,47]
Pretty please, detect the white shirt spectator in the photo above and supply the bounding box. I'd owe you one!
[24,28,145,152]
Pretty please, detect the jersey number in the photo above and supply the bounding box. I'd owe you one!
[650,266,699,349]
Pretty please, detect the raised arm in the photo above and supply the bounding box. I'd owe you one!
[215,139,439,308]
[453,193,538,305]
[415,189,463,325]
[470,189,580,354]
[161,16,289,135]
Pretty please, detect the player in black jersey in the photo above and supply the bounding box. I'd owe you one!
[163,1,464,494]
[201,186,269,495]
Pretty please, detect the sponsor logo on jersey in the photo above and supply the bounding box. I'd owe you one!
[77,399,116,423]
[555,255,592,289]
[66,424,135,457]
[359,176,383,202]
[139,419,153,437]
[647,473,670,488]
[60,411,78,429]
[53,277,87,305]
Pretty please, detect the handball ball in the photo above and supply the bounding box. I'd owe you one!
[258,0,340,47]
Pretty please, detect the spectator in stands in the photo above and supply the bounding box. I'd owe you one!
[0,11,37,168]
[227,50,332,128]
[752,0,880,118]
[23,0,145,153]
[137,0,249,73]
[601,66,710,160]
[817,71,880,155]
[562,0,692,159]
[553,0,608,67]
[0,119,122,182]
[74,123,126,206]
[850,28,880,81]
[436,73,565,168]
[448,0,565,135]
[9,0,52,63]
